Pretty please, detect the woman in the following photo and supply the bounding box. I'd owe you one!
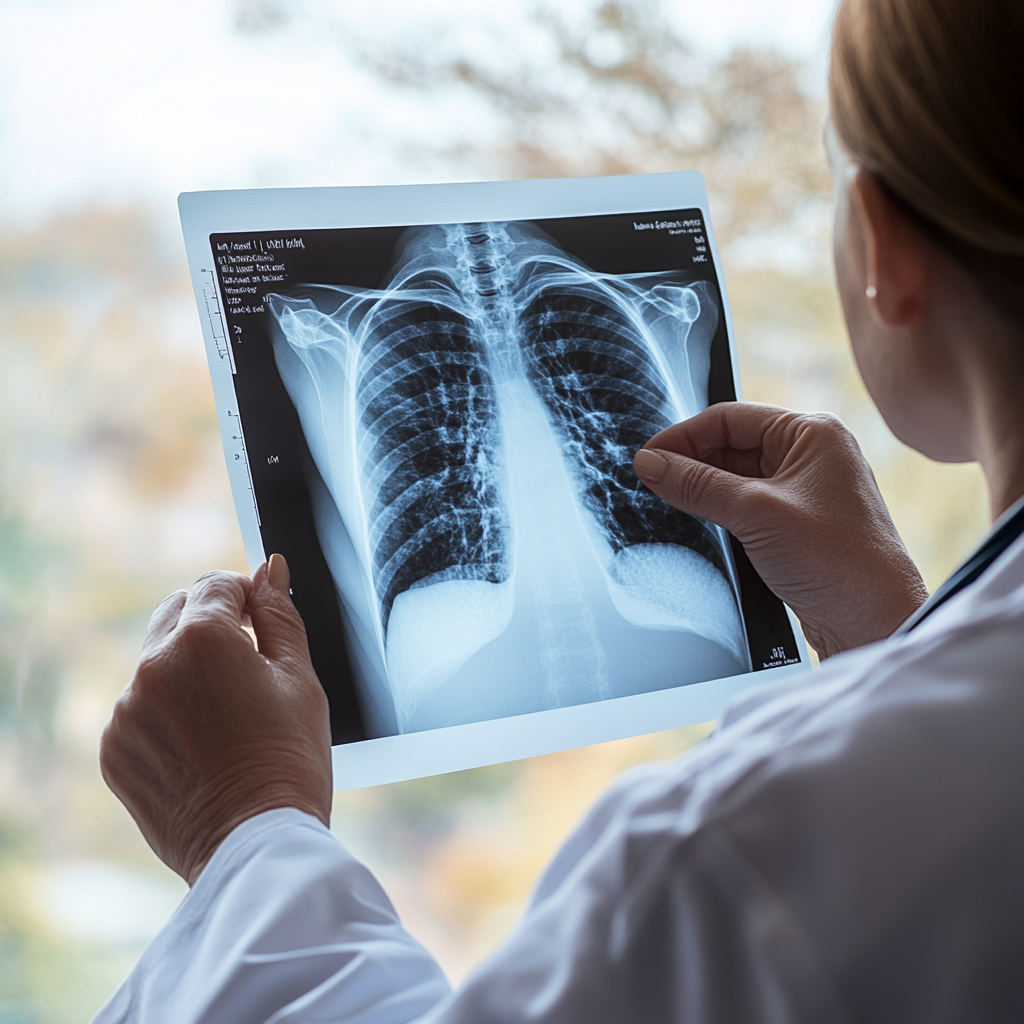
[96,0,1024,1020]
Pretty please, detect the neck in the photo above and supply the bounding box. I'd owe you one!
[980,437,1024,524]
[963,317,1024,522]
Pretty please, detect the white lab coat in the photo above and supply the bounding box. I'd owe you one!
[93,527,1024,1024]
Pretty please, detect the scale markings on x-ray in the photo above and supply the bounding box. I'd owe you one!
[200,267,236,373]
[225,407,260,527]
[201,266,260,526]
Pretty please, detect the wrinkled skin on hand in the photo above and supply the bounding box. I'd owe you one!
[100,557,332,886]
[634,402,929,659]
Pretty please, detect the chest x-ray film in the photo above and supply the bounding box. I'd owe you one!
[179,173,808,789]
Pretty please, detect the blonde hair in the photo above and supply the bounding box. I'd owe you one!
[830,0,1024,318]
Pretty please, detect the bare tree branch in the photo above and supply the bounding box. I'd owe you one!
[356,1,828,244]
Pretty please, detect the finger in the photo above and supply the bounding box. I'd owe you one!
[634,448,757,533]
[705,445,766,478]
[141,590,188,656]
[646,402,794,464]
[177,571,253,630]
[246,555,312,668]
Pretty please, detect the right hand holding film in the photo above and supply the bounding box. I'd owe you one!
[634,402,929,658]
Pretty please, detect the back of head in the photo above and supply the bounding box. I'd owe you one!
[829,0,1024,319]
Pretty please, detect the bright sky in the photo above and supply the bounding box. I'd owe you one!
[0,0,837,224]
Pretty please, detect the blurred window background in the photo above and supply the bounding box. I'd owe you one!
[0,0,988,1019]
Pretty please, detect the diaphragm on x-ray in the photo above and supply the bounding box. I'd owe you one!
[269,220,747,735]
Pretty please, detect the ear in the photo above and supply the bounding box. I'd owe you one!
[849,168,928,328]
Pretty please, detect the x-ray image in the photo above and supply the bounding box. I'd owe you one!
[185,179,805,773]
[265,220,750,736]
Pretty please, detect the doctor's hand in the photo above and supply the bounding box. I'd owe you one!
[634,403,928,659]
[100,556,332,886]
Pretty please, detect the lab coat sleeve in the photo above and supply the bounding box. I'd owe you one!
[91,807,452,1024]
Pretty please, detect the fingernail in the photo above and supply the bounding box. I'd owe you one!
[267,553,291,593]
[634,448,668,483]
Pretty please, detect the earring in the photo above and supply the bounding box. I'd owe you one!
[865,285,878,299]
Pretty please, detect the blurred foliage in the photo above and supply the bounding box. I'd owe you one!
[361,0,829,247]
[376,762,521,831]
[0,512,61,744]
[233,0,293,35]
[0,209,218,509]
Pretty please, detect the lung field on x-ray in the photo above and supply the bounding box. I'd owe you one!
[268,220,749,736]
[356,288,506,633]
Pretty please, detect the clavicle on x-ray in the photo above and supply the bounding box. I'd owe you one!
[267,220,749,735]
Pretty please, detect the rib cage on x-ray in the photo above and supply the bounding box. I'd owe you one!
[268,221,750,736]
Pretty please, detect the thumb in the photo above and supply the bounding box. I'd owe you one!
[247,554,313,668]
[140,590,188,657]
[634,447,754,534]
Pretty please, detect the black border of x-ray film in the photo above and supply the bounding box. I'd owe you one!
[211,209,800,745]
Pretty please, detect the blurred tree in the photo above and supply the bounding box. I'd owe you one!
[360,0,830,249]
[233,0,293,34]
